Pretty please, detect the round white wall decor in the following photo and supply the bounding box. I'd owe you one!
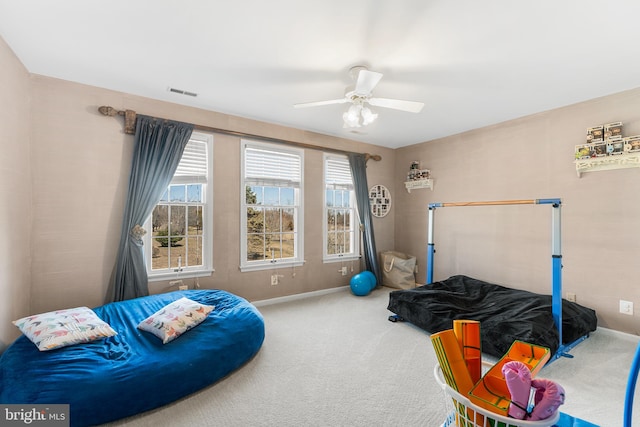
[369,185,391,218]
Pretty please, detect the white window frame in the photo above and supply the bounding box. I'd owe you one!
[240,139,304,272]
[323,154,360,263]
[144,131,214,281]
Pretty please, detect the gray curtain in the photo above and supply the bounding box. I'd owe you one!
[106,115,194,302]
[348,153,381,286]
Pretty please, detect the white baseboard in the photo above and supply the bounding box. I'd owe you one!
[596,326,640,340]
[252,286,349,307]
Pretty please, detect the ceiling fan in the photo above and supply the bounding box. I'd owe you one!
[294,66,424,128]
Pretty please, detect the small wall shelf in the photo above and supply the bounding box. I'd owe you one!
[404,178,433,192]
[574,152,640,177]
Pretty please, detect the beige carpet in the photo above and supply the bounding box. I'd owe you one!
[103,287,640,427]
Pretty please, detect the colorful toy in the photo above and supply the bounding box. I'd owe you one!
[502,361,565,421]
[530,378,565,421]
[431,329,475,395]
[453,319,482,384]
[502,361,532,419]
[468,340,550,416]
[431,318,579,426]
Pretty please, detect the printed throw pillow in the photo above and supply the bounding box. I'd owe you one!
[137,297,214,344]
[13,307,117,351]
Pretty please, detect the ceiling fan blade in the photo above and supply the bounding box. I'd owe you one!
[368,97,424,113]
[354,70,383,94]
[293,98,348,108]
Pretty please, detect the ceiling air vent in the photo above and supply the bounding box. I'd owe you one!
[168,87,198,97]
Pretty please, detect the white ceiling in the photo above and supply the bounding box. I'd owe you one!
[2,0,640,149]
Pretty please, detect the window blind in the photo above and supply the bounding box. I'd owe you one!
[173,139,208,183]
[325,156,353,190]
[245,146,301,186]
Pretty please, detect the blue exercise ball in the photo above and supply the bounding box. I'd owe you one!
[350,272,372,296]
[359,271,377,291]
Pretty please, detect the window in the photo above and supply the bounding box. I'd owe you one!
[144,132,213,280]
[241,140,303,271]
[323,154,359,262]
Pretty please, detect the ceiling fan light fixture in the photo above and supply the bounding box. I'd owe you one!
[361,107,378,126]
[342,103,377,128]
[343,104,362,128]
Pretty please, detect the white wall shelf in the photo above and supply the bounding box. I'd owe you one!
[404,178,433,193]
[574,152,640,177]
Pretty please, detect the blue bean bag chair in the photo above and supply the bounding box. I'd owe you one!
[0,289,265,426]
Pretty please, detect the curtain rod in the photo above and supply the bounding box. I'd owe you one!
[97,106,382,162]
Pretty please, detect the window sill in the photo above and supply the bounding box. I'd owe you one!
[148,269,214,282]
[323,255,361,264]
[239,260,305,273]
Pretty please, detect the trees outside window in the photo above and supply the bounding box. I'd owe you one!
[323,154,359,262]
[144,132,213,280]
[240,141,303,272]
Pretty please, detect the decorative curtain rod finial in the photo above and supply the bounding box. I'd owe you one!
[98,105,121,116]
[99,106,137,134]
[365,153,382,163]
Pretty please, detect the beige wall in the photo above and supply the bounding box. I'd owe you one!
[3,31,640,351]
[27,75,395,315]
[0,37,32,351]
[395,89,640,335]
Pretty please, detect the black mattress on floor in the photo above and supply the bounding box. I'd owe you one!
[387,275,597,358]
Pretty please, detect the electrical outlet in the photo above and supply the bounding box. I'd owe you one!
[271,274,278,286]
[170,279,184,289]
[566,292,576,302]
[341,266,348,276]
[178,284,188,291]
[620,300,634,315]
